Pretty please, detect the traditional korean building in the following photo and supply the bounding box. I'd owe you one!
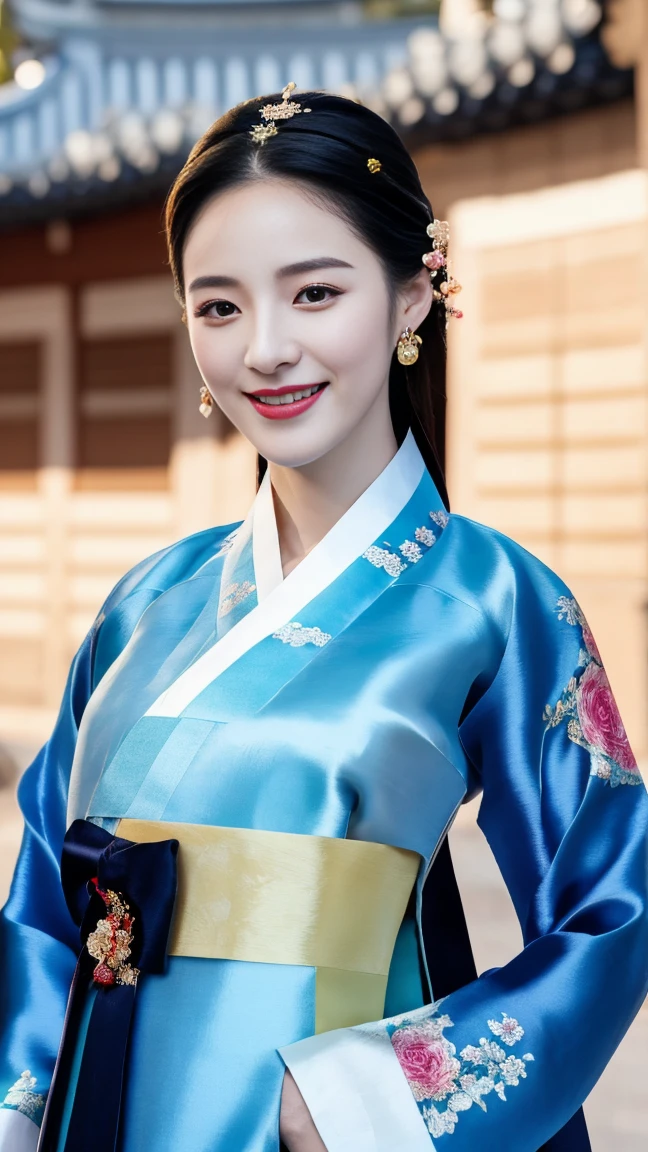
[0,0,646,765]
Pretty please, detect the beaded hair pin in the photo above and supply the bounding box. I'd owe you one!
[423,218,463,326]
[249,81,312,144]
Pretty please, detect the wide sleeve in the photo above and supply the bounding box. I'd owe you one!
[278,563,648,1152]
[0,560,175,1151]
[0,627,97,1151]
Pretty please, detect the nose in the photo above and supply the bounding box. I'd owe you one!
[243,309,301,376]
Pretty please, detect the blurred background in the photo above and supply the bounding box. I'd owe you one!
[0,0,646,1146]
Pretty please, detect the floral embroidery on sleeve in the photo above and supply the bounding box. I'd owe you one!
[387,1005,534,1138]
[543,597,641,787]
[2,1070,46,1122]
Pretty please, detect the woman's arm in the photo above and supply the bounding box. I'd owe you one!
[280,1070,327,1152]
[0,626,97,1150]
[278,562,648,1152]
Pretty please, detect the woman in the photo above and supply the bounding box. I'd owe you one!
[0,87,646,1152]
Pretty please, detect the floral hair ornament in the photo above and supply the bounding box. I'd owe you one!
[249,81,312,145]
[423,218,463,327]
[367,157,382,174]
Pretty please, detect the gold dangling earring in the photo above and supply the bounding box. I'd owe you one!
[396,326,422,366]
[199,384,214,418]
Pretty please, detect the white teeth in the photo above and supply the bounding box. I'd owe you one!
[255,384,321,405]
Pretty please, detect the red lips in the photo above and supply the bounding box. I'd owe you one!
[245,382,328,420]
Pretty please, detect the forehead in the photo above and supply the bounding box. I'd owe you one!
[183,178,370,270]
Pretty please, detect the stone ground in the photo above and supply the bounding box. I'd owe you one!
[0,738,645,1149]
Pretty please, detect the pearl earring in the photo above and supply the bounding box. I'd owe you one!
[199,385,214,418]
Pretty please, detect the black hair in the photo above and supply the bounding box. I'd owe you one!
[165,90,449,507]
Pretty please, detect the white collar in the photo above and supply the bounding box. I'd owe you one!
[252,467,284,602]
[146,428,425,718]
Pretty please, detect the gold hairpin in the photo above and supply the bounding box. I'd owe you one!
[249,82,312,145]
[367,157,382,174]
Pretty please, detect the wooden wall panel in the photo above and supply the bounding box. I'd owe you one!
[0,342,40,477]
[77,333,172,477]
[447,170,648,756]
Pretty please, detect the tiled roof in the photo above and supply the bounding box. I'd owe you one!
[0,0,631,222]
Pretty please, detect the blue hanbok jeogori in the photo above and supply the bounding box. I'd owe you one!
[0,429,646,1152]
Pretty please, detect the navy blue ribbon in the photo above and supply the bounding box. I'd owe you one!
[38,820,179,1152]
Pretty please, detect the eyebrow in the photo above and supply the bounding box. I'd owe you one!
[187,258,355,294]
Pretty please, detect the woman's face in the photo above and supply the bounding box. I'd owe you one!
[183,178,431,468]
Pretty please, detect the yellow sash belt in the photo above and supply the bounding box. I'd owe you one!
[117,818,421,1032]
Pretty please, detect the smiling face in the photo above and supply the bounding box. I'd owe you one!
[183,177,432,469]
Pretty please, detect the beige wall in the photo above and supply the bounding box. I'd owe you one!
[446,169,648,758]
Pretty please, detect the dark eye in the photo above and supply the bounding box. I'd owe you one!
[195,300,239,319]
[296,285,340,305]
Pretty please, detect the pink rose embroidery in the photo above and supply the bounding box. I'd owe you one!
[577,662,637,774]
[388,1009,534,1136]
[545,596,641,786]
[391,1026,460,1102]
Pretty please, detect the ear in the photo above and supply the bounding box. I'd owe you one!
[394,266,433,340]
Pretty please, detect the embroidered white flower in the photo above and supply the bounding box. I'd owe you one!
[458,1073,495,1109]
[556,594,582,627]
[478,1036,508,1061]
[499,1056,530,1086]
[219,580,256,617]
[458,1037,505,1069]
[446,1091,473,1114]
[2,1071,45,1120]
[272,622,331,648]
[429,510,450,529]
[362,545,407,577]
[422,1102,459,1137]
[399,540,423,563]
[487,1013,525,1046]
[415,526,436,547]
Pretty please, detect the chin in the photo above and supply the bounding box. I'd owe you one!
[252,424,347,470]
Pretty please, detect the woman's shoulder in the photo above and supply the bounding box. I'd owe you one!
[88,520,243,686]
[99,520,242,619]
[431,510,575,630]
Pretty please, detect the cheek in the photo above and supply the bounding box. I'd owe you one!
[188,325,237,392]
[329,300,392,376]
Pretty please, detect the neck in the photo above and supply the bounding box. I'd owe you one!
[268,402,398,578]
